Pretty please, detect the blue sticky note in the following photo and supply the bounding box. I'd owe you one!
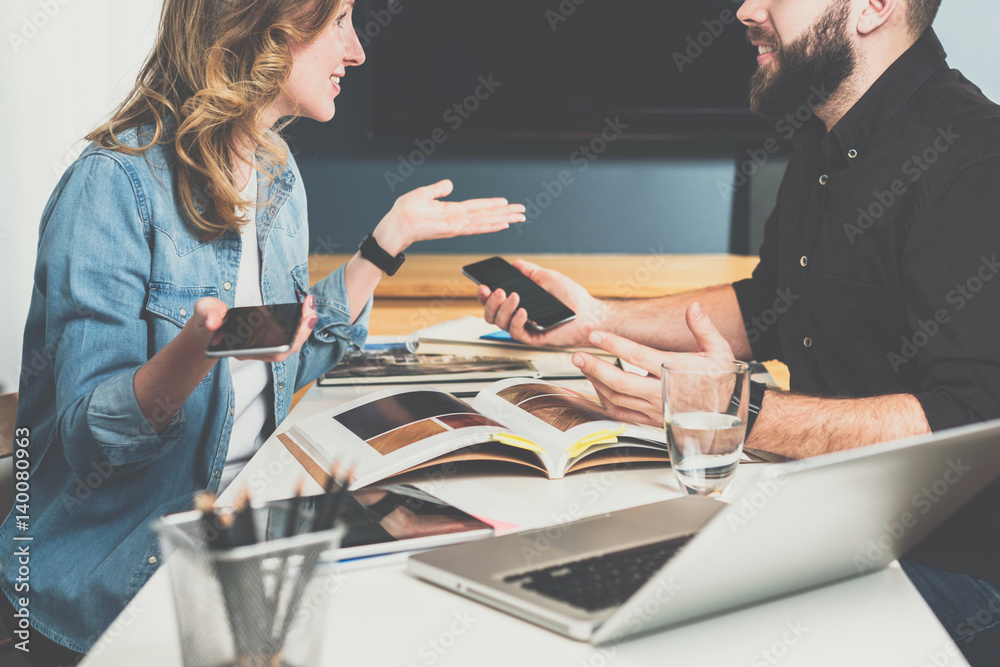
[480,331,524,344]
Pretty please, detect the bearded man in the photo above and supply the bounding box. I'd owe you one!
[479,1,1000,662]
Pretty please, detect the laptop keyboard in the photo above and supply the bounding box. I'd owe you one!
[502,536,692,612]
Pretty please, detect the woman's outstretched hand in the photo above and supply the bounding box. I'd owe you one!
[371,179,526,255]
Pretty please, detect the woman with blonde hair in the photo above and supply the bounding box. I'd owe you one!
[0,0,524,660]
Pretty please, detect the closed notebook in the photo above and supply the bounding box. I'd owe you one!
[282,378,757,488]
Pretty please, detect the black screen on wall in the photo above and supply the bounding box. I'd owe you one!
[363,0,770,140]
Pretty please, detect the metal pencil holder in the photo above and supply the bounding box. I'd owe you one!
[153,501,344,667]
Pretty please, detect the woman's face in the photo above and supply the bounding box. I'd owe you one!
[274,0,366,124]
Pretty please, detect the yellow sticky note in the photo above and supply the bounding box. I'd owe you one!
[566,426,626,459]
[495,433,545,453]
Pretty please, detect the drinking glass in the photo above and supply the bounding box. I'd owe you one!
[662,357,750,497]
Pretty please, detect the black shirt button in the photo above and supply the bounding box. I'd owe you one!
[800,256,808,267]
[803,337,813,348]
[848,149,858,159]
[818,174,829,186]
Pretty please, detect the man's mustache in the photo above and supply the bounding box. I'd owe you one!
[746,26,779,50]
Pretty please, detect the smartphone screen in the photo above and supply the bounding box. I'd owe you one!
[462,257,576,331]
[205,303,303,357]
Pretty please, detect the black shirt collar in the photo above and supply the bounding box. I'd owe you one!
[791,28,948,162]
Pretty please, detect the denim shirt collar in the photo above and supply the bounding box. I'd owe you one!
[134,117,299,255]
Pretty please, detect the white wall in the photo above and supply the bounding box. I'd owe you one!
[0,1,996,394]
[934,3,1000,101]
[0,0,162,393]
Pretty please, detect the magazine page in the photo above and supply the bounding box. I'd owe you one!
[475,378,761,473]
[473,378,664,476]
[289,386,547,487]
[561,441,673,474]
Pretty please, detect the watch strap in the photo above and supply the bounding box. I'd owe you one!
[732,378,767,436]
[359,233,405,276]
[745,379,767,437]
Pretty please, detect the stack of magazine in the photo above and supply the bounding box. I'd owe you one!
[319,352,540,386]
[319,320,611,387]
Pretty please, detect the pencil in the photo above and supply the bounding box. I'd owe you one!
[323,463,356,531]
[264,479,308,659]
[270,532,326,657]
[312,463,341,533]
[233,487,257,547]
[195,492,256,659]
[195,492,231,550]
[284,478,305,539]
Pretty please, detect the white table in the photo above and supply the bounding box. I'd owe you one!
[81,385,970,667]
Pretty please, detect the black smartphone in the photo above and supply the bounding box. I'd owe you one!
[462,256,576,332]
[205,303,304,358]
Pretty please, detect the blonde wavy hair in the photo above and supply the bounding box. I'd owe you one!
[87,0,346,241]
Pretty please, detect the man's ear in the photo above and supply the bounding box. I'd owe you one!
[857,0,901,35]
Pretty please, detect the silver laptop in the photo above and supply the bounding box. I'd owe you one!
[408,419,1000,644]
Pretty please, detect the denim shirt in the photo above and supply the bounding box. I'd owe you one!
[0,124,371,652]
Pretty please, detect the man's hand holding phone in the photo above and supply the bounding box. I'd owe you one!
[194,295,318,363]
[475,258,607,347]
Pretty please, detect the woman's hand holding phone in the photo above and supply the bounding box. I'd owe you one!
[133,296,317,435]
[478,259,608,347]
[193,295,318,363]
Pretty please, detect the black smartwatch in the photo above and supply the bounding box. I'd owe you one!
[358,233,406,276]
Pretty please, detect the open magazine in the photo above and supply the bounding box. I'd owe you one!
[283,378,756,488]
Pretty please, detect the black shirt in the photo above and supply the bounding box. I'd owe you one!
[733,29,1000,587]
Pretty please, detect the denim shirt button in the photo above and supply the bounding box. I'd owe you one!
[178,308,187,318]
[223,281,232,291]
[214,469,221,479]
[148,556,158,565]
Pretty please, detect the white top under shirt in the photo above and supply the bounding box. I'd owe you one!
[219,164,273,493]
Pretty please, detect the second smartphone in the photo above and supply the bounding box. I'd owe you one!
[462,256,576,332]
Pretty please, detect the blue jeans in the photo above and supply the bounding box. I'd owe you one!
[900,559,1000,667]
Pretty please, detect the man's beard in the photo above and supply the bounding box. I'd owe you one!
[748,0,857,120]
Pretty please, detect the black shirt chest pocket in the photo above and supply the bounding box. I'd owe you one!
[145,283,220,386]
[817,272,905,392]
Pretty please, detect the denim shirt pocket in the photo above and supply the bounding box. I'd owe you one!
[145,282,220,385]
